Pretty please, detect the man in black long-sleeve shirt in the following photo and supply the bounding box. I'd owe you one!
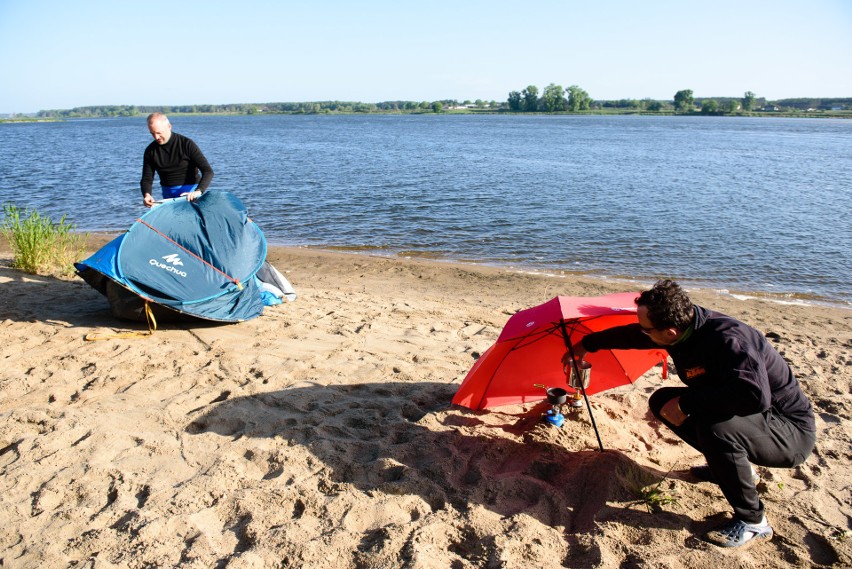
[564,279,816,547]
[140,113,214,207]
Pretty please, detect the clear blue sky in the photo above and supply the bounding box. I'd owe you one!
[1,0,850,114]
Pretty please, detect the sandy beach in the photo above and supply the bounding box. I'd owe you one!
[1,238,850,568]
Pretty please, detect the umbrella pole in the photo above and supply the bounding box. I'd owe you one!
[560,322,605,452]
[576,381,605,452]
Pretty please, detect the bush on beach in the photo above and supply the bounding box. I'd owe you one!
[616,461,679,514]
[1,204,87,277]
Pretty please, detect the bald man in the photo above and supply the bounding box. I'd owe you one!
[140,112,214,207]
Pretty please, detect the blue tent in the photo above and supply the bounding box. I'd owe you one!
[76,191,274,323]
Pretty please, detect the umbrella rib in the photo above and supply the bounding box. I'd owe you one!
[474,323,563,408]
[473,310,639,410]
[508,323,562,351]
[472,334,532,409]
[505,316,596,351]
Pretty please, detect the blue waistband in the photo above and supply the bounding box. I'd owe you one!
[161,184,198,199]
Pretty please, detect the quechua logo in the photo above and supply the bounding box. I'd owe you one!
[149,253,188,277]
[162,253,184,266]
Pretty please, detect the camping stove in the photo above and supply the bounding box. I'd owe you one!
[567,360,592,407]
[543,387,567,427]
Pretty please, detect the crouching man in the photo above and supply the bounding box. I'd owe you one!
[563,279,816,547]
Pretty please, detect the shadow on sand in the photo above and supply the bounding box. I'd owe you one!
[185,380,696,540]
[0,264,233,332]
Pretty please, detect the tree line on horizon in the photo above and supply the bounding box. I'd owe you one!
[506,84,852,115]
[21,92,852,119]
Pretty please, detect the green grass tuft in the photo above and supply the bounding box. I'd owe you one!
[617,462,679,514]
[1,204,88,277]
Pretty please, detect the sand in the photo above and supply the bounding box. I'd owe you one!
[1,239,850,568]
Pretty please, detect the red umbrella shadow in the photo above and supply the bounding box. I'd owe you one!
[185,381,693,541]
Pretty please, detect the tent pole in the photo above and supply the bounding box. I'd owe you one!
[560,321,605,452]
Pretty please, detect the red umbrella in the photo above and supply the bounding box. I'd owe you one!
[452,292,667,411]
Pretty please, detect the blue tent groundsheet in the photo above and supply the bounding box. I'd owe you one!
[76,191,292,323]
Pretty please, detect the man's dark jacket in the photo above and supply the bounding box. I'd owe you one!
[581,305,815,431]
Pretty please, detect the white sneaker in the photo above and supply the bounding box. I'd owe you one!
[706,516,773,547]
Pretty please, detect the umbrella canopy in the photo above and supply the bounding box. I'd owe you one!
[452,292,667,410]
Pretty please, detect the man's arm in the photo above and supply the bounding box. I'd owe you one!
[187,139,214,192]
[582,324,656,352]
[561,324,655,368]
[141,149,156,196]
[141,147,156,206]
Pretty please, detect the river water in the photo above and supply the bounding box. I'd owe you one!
[1,114,849,305]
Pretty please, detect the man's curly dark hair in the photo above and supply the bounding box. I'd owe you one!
[636,279,694,330]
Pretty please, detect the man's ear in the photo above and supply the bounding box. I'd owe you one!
[663,327,680,341]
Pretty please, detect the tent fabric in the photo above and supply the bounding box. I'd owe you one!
[256,261,297,303]
[452,292,668,410]
[76,191,271,323]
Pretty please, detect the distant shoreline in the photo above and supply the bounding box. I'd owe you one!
[4,109,851,121]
